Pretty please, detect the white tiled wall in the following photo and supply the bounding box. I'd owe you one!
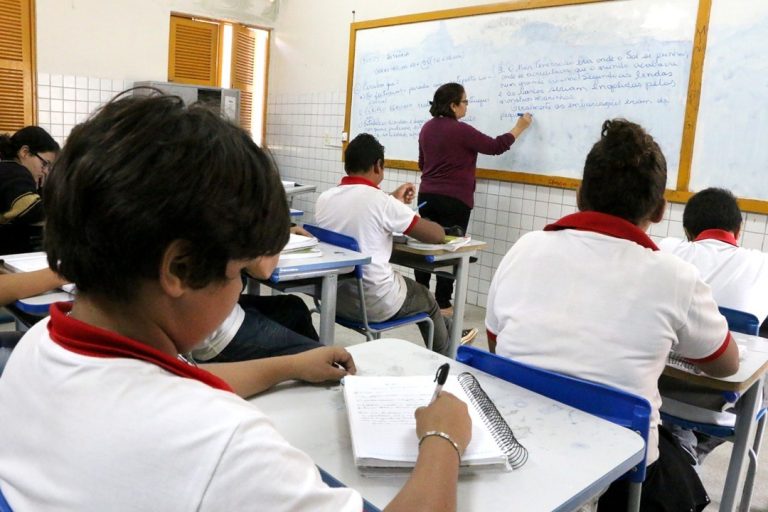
[266,90,768,308]
[37,73,133,145]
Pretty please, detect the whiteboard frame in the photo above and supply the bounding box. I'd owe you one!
[344,0,768,214]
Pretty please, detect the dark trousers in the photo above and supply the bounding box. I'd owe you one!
[414,193,471,309]
[598,425,709,511]
[209,294,321,363]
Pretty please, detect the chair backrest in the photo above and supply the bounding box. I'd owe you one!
[303,224,364,279]
[456,345,651,483]
[0,485,13,512]
[718,306,760,335]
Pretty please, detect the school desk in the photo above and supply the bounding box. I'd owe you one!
[390,239,487,356]
[663,333,768,512]
[252,338,645,511]
[263,241,371,344]
[282,181,316,206]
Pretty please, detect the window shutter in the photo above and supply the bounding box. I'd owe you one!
[168,16,220,86]
[0,0,35,131]
[231,25,255,135]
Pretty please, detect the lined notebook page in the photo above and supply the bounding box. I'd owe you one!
[343,375,505,466]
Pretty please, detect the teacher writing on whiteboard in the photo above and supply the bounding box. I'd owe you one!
[416,82,532,316]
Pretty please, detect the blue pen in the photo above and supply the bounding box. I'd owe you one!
[429,363,450,404]
[417,201,427,210]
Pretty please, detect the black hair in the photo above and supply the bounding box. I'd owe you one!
[429,83,464,119]
[0,126,59,159]
[344,133,384,174]
[43,92,290,302]
[579,119,667,225]
[683,187,742,238]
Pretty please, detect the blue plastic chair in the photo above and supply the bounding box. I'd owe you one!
[660,306,766,512]
[319,467,379,511]
[456,345,650,512]
[0,485,12,512]
[303,224,434,350]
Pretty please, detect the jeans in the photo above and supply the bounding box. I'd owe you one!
[207,294,321,363]
[414,193,471,309]
[390,277,451,356]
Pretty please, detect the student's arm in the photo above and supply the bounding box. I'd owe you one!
[0,268,68,306]
[693,333,740,377]
[383,392,471,512]
[406,217,445,244]
[201,346,356,398]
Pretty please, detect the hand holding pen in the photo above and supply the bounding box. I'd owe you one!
[429,363,450,403]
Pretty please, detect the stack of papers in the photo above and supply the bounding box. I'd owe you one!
[280,234,322,260]
[405,235,472,252]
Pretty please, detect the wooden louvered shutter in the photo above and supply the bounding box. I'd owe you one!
[0,0,36,131]
[168,16,220,86]
[231,25,255,135]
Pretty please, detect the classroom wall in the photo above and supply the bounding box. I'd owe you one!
[29,0,768,309]
[266,0,768,308]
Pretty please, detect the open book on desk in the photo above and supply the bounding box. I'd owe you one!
[343,373,527,474]
[1,252,76,294]
[405,235,471,252]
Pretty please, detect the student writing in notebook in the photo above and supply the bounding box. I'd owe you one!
[0,94,471,512]
[659,187,768,462]
[485,119,739,512]
[315,133,476,356]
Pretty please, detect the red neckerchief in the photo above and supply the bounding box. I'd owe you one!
[339,176,379,188]
[544,211,659,251]
[694,229,739,247]
[47,302,233,392]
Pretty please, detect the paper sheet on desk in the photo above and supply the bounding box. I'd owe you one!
[405,235,471,252]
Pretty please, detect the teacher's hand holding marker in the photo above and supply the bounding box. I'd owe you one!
[513,112,534,138]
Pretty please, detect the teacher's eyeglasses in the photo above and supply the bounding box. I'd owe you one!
[33,154,52,170]
[460,99,469,105]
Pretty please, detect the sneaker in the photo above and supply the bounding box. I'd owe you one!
[460,328,478,345]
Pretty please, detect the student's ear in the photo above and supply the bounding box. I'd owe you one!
[649,199,666,224]
[159,240,192,298]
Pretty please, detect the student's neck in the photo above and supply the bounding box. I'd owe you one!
[69,294,179,356]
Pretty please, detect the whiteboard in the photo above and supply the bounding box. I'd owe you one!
[348,0,700,189]
[689,0,768,200]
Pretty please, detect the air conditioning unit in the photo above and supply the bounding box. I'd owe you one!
[132,81,240,123]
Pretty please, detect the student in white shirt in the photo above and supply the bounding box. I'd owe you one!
[485,119,739,512]
[316,133,461,355]
[0,94,472,512]
[659,187,768,327]
[659,187,768,461]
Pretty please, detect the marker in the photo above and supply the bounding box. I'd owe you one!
[417,201,428,210]
[429,363,450,404]
[517,113,531,117]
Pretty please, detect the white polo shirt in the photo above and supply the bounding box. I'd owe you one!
[316,176,418,322]
[0,304,362,512]
[486,211,730,465]
[659,229,768,323]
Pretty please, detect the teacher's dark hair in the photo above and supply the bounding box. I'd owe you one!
[345,133,384,174]
[44,93,290,302]
[429,83,465,118]
[0,126,59,160]
[683,187,742,239]
[578,119,666,225]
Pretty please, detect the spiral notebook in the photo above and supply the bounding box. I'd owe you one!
[342,372,527,474]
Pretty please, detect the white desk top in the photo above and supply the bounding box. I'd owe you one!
[252,339,644,511]
[271,241,370,282]
[664,333,768,392]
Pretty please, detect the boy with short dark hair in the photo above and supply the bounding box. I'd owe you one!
[0,95,471,511]
[315,133,461,355]
[660,187,768,325]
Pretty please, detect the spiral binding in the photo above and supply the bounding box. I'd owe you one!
[667,352,701,375]
[457,372,528,469]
